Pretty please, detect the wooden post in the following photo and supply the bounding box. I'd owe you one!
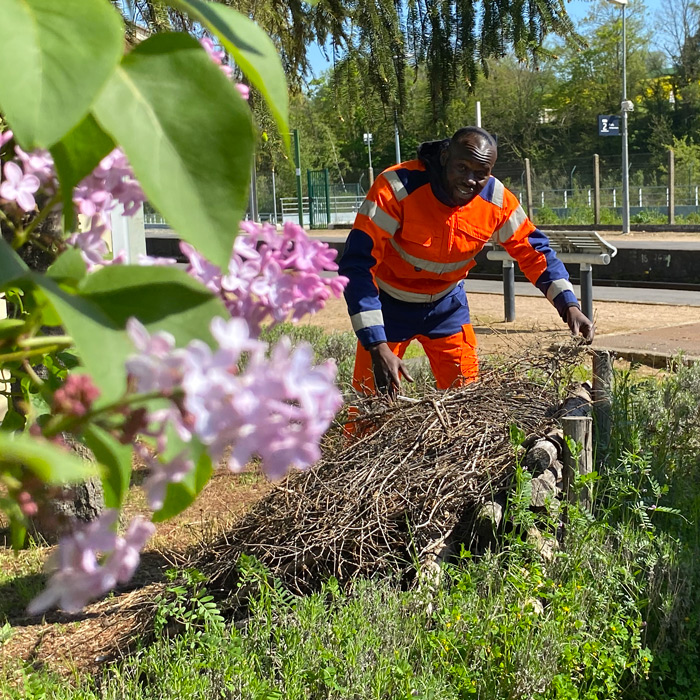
[593,154,601,226]
[561,416,593,510]
[524,158,534,221]
[669,148,675,225]
[592,350,613,458]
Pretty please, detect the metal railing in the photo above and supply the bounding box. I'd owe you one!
[280,195,363,226]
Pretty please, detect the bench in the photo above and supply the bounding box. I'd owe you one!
[485,230,618,322]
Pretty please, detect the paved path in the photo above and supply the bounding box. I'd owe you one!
[466,279,700,306]
[594,322,700,365]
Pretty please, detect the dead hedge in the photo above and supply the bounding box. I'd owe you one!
[191,351,580,601]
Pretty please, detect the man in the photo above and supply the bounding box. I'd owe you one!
[338,126,594,396]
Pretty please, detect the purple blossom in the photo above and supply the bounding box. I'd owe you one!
[27,510,155,614]
[73,148,145,220]
[138,447,194,510]
[138,254,178,266]
[67,220,111,270]
[0,161,40,212]
[200,37,234,79]
[125,315,343,483]
[236,83,250,100]
[125,318,185,394]
[15,146,56,189]
[0,129,13,147]
[184,220,348,336]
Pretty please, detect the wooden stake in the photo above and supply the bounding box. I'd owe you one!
[592,350,613,459]
[561,416,593,510]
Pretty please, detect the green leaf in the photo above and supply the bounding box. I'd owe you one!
[153,443,213,522]
[0,0,123,149]
[0,431,98,484]
[0,319,25,340]
[32,265,226,404]
[50,114,116,231]
[93,32,255,270]
[11,519,27,551]
[171,0,289,147]
[31,274,132,403]
[78,265,228,348]
[0,238,29,288]
[83,425,132,509]
[46,248,88,286]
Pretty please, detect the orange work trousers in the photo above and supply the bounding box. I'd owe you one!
[351,323,479,395]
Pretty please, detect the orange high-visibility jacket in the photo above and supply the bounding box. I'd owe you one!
[339,143,578,348]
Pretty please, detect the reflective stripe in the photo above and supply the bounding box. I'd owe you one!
[390,238,475,274]
[376,278,459,303]
[350,309,384,332]
[359,199,400,236]
[494,205,528,243]
[491,178,505,208]
[546,279,576,303]
[383,171,408,201]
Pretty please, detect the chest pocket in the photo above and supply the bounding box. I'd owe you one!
[399,221,433,248]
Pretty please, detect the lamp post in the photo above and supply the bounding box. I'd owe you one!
[363,132,374,187]
[607,0,632,234]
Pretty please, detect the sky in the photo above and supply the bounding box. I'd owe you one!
[307,0,667,78]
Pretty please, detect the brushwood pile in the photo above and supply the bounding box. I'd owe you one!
[193,355,585,600]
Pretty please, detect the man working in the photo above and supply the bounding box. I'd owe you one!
[338,126,594,396]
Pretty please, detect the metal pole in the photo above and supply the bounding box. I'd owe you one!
[475,101,482,127]
[621,5,631,234]
[394,111,401,164]
[580,263,593,322]
[248,159,259,223]
[307,169,314,229]
[293,129,304,227]
[271,166,278,225]
[324,167,331,228]
[524,158,534,220]
[368,138,374,187]
[503,259,516,322]
[668,148,676,225]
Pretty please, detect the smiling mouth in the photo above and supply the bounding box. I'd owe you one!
[456,186,475,197]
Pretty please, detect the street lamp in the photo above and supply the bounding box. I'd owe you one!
[607,0,633,234]
[363,132,374,187]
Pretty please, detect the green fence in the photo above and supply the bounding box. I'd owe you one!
[307,168,331,229]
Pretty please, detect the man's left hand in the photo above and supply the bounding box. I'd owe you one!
[566,306,595,343]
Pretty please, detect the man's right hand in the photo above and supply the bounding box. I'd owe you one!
[369,342,414,398]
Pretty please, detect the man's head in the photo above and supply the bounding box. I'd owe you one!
[439,127,497,206]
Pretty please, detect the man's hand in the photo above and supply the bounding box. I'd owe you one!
[566,306,595,343]
[369,342,414,397]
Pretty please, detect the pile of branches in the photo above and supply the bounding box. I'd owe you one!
[192,354,576,599]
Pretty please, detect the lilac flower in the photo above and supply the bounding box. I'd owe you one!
[200,37,234,79]
[125,318,186,394]
[138,254,178,266]
[67,220,111,269]
[185,220,348,336]
[139,449,194,511]
[125,315,343,484]
[180,242,223,294]
[200,37,233,78]
[27,510,155,614]
[236,83,250,100]
[15,146,56,189]
[0,129,13,147]
[0,161,40,212]
[73,148,145,220]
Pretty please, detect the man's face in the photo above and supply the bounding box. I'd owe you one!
[440,134,497,206]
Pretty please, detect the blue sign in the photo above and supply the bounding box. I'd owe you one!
[598,115,621,136]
